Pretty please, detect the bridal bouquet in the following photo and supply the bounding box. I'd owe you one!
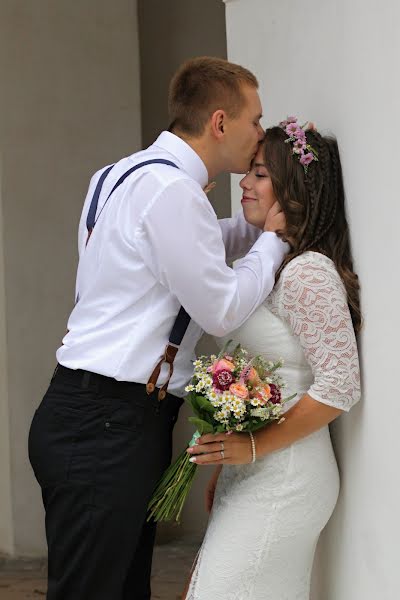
[147,342,293,523]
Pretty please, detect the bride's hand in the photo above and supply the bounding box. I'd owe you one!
[186,432,253,466]
[264,201,286,235]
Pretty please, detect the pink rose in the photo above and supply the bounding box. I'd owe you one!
[211,358,235,374]
[229,382,249,400]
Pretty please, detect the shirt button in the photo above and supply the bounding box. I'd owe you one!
[105,422,110,428]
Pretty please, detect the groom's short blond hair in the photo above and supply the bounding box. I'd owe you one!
[168,56,258,137]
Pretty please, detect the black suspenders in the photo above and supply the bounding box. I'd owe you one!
[84,159,191,400]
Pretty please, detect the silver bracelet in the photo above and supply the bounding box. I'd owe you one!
[248,431,256,464]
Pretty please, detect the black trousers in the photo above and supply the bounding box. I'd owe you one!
[28,365,183,600]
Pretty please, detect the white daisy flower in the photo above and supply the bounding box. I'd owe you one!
[250,397,262,407]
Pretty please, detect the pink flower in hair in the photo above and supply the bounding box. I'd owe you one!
[279,116,318,172]
[285,123,300,137]
[297,127,306,140]
[300,152,314,166]
[293,139,306,154]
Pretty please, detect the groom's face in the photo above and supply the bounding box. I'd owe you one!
[222,85,264,174]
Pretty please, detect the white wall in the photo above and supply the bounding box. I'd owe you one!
[0,0,142,556]
[224,1,400,598]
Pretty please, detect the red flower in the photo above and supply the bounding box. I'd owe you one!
[213,369,234,391]
[269,384,282,404]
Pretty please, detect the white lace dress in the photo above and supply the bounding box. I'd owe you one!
[186,252,361,600]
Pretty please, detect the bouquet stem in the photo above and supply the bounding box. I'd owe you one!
[147,448,197,523]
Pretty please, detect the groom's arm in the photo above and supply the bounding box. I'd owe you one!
[219,210,262,263]
[136,178,288,337]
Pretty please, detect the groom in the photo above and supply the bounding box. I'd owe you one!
[28,56,288,599]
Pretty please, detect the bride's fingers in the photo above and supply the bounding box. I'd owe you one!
[268,200,283,218]
[189,450,225,465]
[187,442,226,456]
[196,433,227,445]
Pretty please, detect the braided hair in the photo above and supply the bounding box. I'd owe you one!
[262,126,361,332]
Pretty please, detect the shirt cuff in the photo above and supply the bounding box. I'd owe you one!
[250,231,290,260]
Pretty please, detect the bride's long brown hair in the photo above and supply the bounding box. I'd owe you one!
[262,126,361,332]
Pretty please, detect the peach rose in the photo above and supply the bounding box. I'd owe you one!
[246,367,261,386]
[253,384,271,404]
[229,382,249,400]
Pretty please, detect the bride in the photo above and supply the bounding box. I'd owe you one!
[183,118,361,599]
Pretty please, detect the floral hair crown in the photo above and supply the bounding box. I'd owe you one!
[279,116,318,173]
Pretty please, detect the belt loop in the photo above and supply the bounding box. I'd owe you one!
[82,371,91,389]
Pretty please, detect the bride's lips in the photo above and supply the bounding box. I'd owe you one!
[241,196,256,204]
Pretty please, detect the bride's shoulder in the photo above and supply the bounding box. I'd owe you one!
[278,251,342,289]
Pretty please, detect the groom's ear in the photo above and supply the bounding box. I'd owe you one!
[210,110,226,140]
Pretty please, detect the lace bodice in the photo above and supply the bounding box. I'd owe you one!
[220,251,361,412]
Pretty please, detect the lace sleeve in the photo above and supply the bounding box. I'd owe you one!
[276,254,361,411]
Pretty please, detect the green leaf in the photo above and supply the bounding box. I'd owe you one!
[215,424,227,433]
[217,339,234,359]
[185,392,203,418]
[195,395,215,414]
[188,417,214,435]
[249,421,269,432]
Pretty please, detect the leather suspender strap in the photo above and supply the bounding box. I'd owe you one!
[146,306,191,400]
[84,159,191,400]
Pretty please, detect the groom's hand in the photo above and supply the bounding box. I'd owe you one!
[264,201,286,234]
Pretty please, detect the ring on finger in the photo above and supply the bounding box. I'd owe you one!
[220,441,225,452]
[220,449,225,459]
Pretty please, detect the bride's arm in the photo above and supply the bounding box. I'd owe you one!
[254,395,342,456]
[187,255,361,465]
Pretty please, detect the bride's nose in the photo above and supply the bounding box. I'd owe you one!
[240,173,252,191]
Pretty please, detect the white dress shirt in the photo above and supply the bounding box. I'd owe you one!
[56,132,288,397]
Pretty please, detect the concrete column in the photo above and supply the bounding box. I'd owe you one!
[0,157,14,556]
[138,0,229,542]
[0,0,141,556]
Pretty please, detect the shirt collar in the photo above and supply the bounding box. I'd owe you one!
[151,131,209,189]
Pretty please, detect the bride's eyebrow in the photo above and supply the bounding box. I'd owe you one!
[254,162,266,168]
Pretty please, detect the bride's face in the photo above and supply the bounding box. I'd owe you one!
[239,146,277,228]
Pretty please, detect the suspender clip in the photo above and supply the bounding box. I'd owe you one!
[146,343,179,401]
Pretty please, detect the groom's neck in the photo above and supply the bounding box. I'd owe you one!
[172,129,221,182]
